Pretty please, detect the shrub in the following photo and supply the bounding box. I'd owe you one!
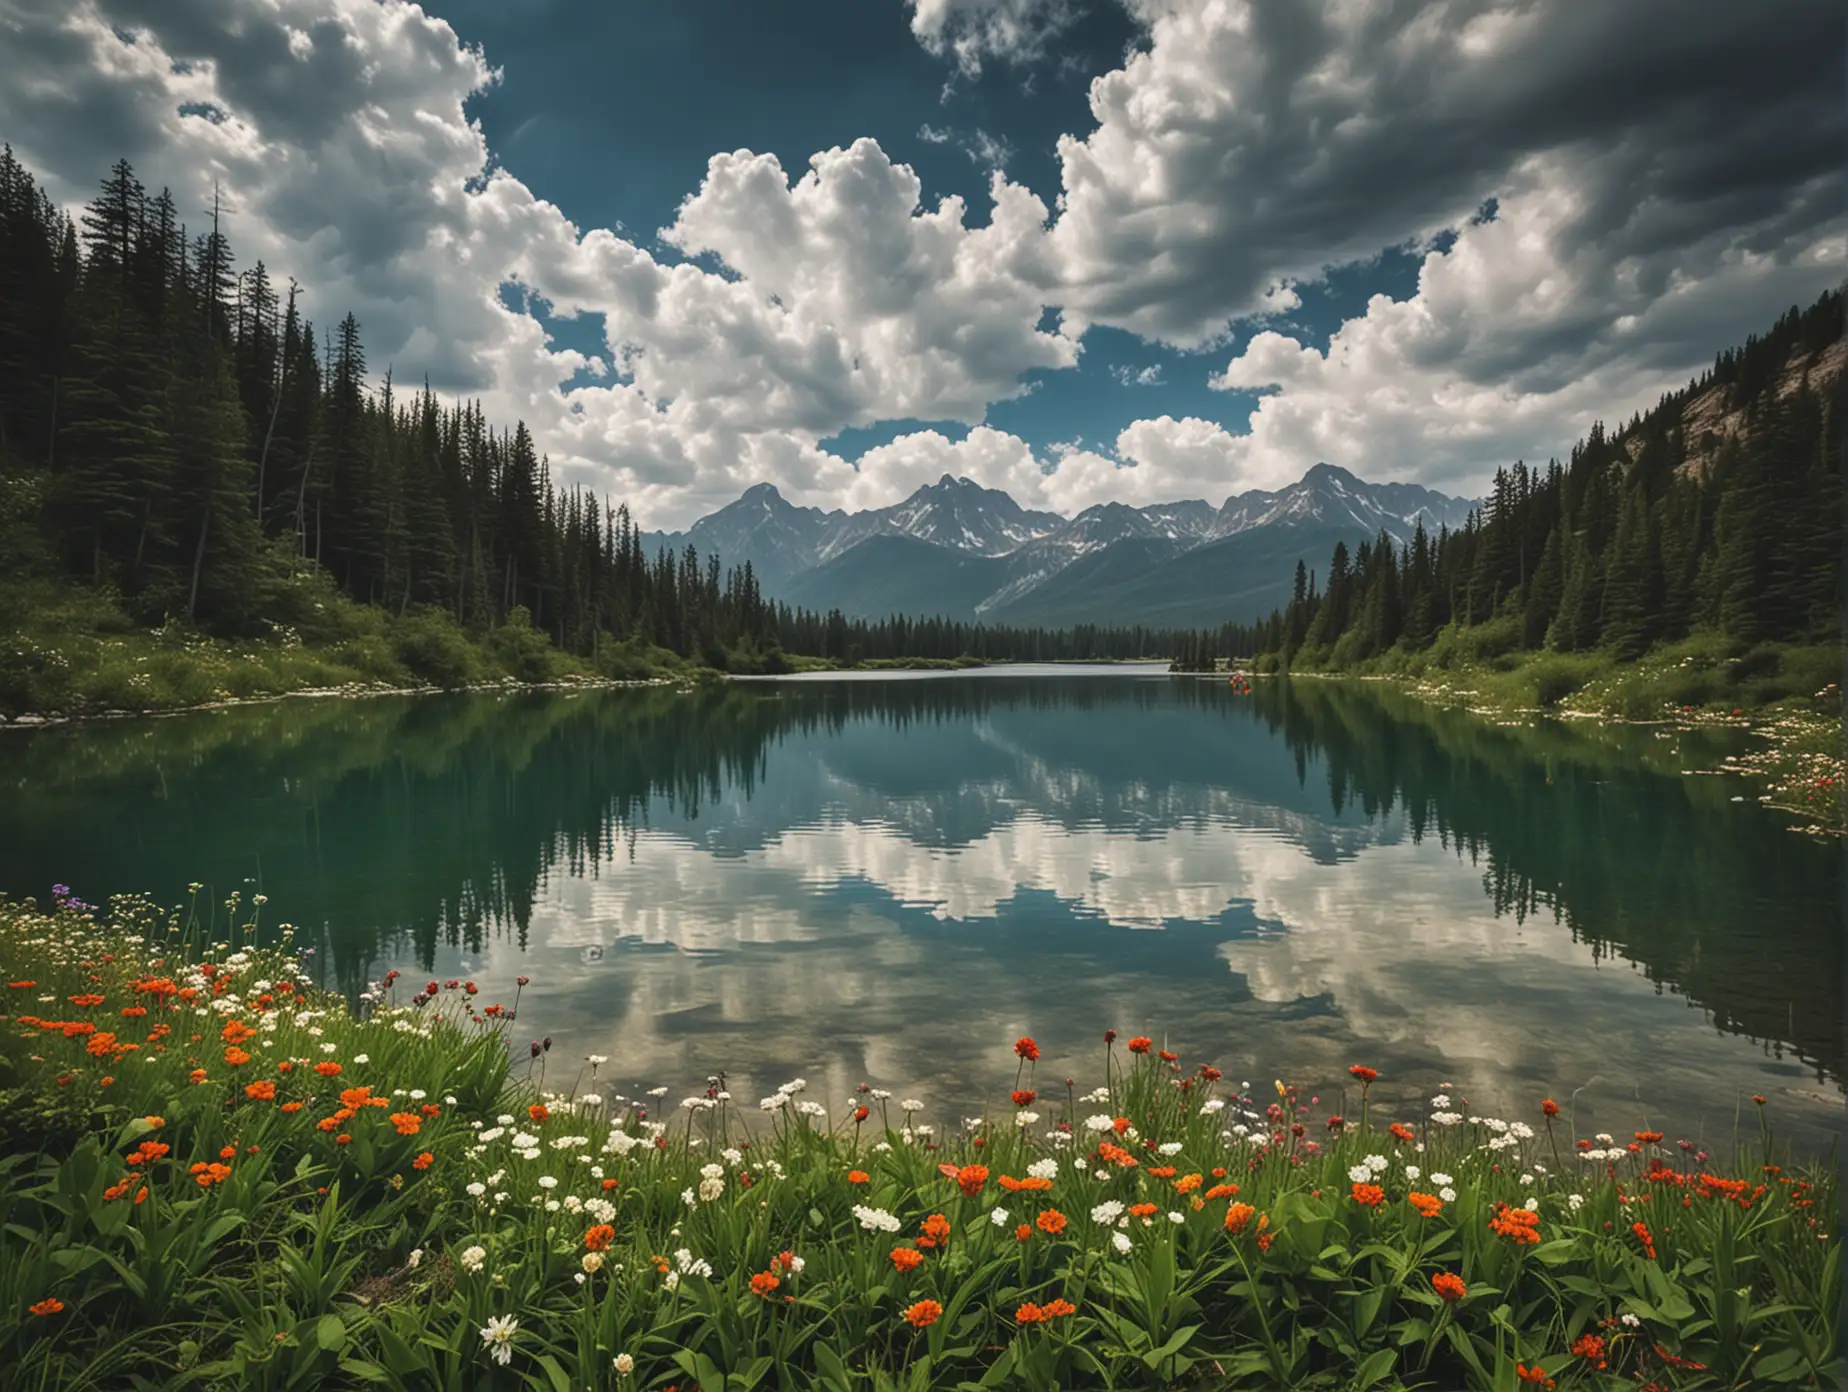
[390,608,481,688]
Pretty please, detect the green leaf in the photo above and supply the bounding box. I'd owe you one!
[1140,1324,1199,1370]
[535,1354,571,1392]
[1352,1348,1397,1390]
[335,1361,390,1384]
[314,1313,347,1354]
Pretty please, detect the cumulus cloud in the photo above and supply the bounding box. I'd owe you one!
[1040,0,1843,351]
[905,0,1082,78]
[6,0,1840,528]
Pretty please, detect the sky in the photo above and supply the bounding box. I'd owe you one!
[0,0,1839,529]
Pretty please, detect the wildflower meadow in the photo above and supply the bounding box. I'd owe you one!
[0,889,1839,1391]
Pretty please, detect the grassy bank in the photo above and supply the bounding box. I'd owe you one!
[0,578,701,723]
[0,892,1839,1391]
[1259,626,1844,833]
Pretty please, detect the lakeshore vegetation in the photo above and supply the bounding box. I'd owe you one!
[0,889,1840,1391]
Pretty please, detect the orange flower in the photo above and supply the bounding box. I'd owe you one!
[847,1170,870,1185]
[69,993,105,1007]
[1035,1208,1068,1235]
[1632,1220,1657,1260]
[584,1223,616,1251]
[1014,1222,1032,1242]
[890,1246,923,1272]
[1514,1365,1555,1388]
[189,1161,232,1187]
[334,1133,351,1147]
[313,1061,342,1077]
[86,1032,118,1057]
[1014,1037,1039,1061]
[1432,1272,1467,1303]
[1541,1099,1560,1118]
[1128,1202,1158,1219]
[749,1270,780,1296]
[412,1152,434,1170]
[1488,1205,1542,1245]
[903,1299,942,1327]
[1042,1298,1076,1318]
[1011,1089,1036,1108]
[390,1112,422,1137]
[920,1213,952,1247]
[954,1164,989,1196]
[28,1298,64,1317]
[1205,1183,1239,1200]
[1148,1166,1177,1179]
[601,1178,620,1191]
[280,1101,304,1114]
[6,981,35,989]
[119,1006,147,1018]
[1126,1037,1152,1054]
[144,1115,165,1128]
[126,1140,169,1168]
[103,1178,134,1202]
[1571,1333,1607,1369]
[1224,1202,1256,1234]
[219,1145,238,1161]
[220,1020,255,1045]
[1348,1064,1378,1083]
[1351,1183,1385,1207]
[1015,1302,1047,1324]
[244,1080,276,1101]
[1173,1173,1202,1194]
[1388,1122,1416,1143]
[1408,1191,1444,1218]
[529,1103,549,1123]
[1635,1130,1664,1145]
[223,1047,251,1066]
[774,1250,800,1273]
[1095,1141,1138,1169]
[340,1086,375,1109]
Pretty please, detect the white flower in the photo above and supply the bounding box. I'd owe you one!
[1348,1164,1374,1183]
[1157,1142,1183,1157]
[674,1250,712,1277]
[352,1054,369,1065]
[587,1198,616,1224]
[1620,1312,1640,1328]
[1567,1193,1585,1212]
[991,1208,1011,1227]
[497,1114,516,1127]
[1509,1122,1535,1140]
[320,1043,338,1054]
[1523,1197,1539,1212]
[1430,1172,1453,1186]
[1404,1166,1421,1181]
[853,1205,903,1233]
[537,1176,558,1190]
[1364,1154,1388,1174]
[1111,1231,1132,1254]
[1027,1158,1059,1180]
[700,1163,724,1180]
[759,1095,787,1112]
[1083,1114,1115,1134]
[721,1148,744,1166]
[1014,1111,1039,1127]
[459,1245,486,1273]
[1094,1169,1111,1181]
[870,1088,891,1100]
[1430,1095,1452,1110]
[406,1249,423,1268]
[699,1176,725,1202]
[466,1182,486,1198]
[664,1271,680,1291]
[1439,1187,1457,1203]
[573,1272,587,1286]
[613,1354,635,1376]
[1519,1174,1534,1185]
[778,1078,808,1095]
[1432,1112,1461,1127]
[1200,1099,1226,1114]
[1167,1212,1184,1224]
[796,1101,826,1118]
[900,1099,924,1113]
[1091,1201,1125,1225]
[1595,1132,1614,1145]
[479,1314,517,1365]
[681,1188,696,1207]
[582,1252,604,1274]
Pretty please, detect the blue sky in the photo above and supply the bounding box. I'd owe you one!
[2,1,1838,526]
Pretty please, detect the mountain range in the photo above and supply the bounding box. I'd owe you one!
[641,463,1478,629]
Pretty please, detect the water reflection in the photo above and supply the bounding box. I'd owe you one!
[0,673,1838,1151]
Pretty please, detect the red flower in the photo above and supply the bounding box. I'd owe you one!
[412,1151,434,1170]
[1158,1049,1178,1063]
[1126,1036,1152,1054]
[1348,1065,1378,1083]
[1432,1272,1466,1303]
[853,1106,870,1122]
[1014,1036,1039,1061]
[1326,1115,1344,1131]
[1541,1098,1560,1118]
[529,1103,549,1123]
[1388,1122,1416,1143]
[1011,1089,1036,1108]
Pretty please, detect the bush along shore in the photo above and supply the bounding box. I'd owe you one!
[0,892,1839,1391]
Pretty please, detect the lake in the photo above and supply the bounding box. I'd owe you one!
[0,668,1839,1154]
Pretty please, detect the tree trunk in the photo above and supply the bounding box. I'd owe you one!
[187,508,210,619]
[255,358,284,521]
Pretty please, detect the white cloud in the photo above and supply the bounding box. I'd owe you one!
[7,0,1837,530]
[905,0,1081,78]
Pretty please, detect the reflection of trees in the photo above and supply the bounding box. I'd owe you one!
[1243,679,1841,1084]
[0,677,1835,1083]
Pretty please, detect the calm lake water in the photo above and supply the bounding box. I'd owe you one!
[1,669,1840,1153]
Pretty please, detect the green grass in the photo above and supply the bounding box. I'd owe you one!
[0,892,1839,1391]
[0,577,692,721]
[1278,628,1845,833]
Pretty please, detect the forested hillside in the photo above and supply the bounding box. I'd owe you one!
[0,151,1190,691]
[1231,289,1843,674]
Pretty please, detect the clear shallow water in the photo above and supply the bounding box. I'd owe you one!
[1,671,1839,1153]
